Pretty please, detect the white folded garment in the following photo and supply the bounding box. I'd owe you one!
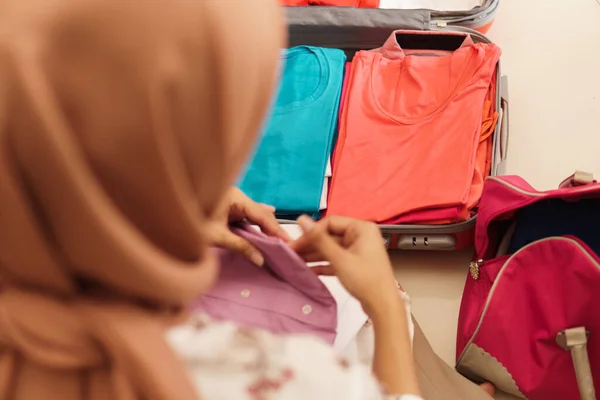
[279,224,369,353]
[320,178,329,210]
[320,275,369,353]
[379,0,482,11]
[319,159,332,210]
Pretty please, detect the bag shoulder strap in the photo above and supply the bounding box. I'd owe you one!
[558,171,596,189]
[556,327,596,400]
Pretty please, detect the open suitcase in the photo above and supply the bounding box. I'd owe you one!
[268,1,510,251]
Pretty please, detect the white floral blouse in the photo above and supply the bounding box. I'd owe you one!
[166,291,422,400]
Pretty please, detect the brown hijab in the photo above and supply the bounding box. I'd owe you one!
[0,0,284,398]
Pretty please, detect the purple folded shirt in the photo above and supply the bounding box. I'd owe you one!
[192,224,338,344]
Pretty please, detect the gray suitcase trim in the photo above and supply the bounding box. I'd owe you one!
[431,0,499,28]
[286,0,499,49]
[286,8,430,48]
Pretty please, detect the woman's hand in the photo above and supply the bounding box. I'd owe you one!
[207,188,290,266]
[293,215,420,397]
[291,215,399,318]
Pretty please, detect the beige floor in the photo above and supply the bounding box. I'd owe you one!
[392,0,600,398]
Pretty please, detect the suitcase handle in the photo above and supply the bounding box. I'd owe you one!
[494,75,509,175]
[500,75,509,162]
[556,327,597,400]
[558,171,596,189]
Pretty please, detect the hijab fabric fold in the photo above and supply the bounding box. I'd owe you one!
[0,0,284,398]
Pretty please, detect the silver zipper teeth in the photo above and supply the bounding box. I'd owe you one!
[457,236,600,365]
[487,176,599,197]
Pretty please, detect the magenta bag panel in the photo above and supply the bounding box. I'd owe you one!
[455,253,508,359]
[458,237,600,399]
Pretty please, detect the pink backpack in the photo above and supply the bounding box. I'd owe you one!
[456,172,599,400]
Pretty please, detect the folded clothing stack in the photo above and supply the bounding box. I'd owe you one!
[327,30,501,224]
[239,46,345,219]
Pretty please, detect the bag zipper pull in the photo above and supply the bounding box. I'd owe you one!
[469,259,483,280]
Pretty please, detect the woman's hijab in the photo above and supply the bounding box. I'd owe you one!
[0,0,284,398]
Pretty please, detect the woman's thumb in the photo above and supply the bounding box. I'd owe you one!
[218,230,265,267]
[297,216,346,263]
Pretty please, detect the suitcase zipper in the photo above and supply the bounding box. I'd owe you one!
[469,259,483,280]
[488,176,600,197]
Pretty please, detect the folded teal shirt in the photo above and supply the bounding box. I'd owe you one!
[239,46,346,214]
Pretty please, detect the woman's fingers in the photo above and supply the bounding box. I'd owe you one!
[214,228,264,266]
[317,215,361,236]
[260,203,276,213]
[297,216,347,265]
[479,383,495,396]
[242,201,290,242]
[309,265,336,276]
[292,215,365,251]
[225,187,289,241]
[297,251,329,263]
[292,234,345,261]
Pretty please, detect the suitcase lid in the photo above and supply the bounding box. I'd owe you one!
[286,0,499,49]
